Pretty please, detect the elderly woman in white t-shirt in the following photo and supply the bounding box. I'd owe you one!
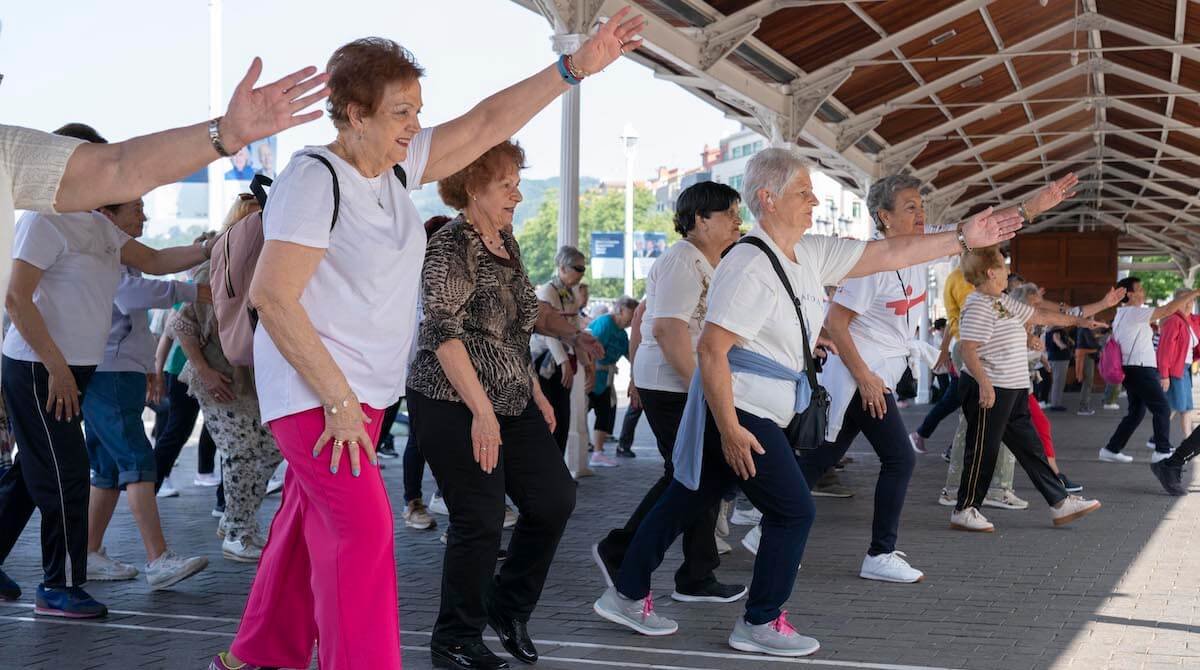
[594,147,1029,657]
[594,181,747,603]
[220,14,645,670]
[1101,276,1200,466]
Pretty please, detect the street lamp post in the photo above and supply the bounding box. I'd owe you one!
[620,123,639,298]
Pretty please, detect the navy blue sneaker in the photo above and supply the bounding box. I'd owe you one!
[34,584,107,618]
[0,568,19,601]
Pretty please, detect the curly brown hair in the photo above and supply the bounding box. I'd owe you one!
[438,141,528,211]
[326,38,424,129]
[961,245,1006,287]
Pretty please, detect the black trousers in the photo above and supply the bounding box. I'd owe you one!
[798,391,915,556]
[956,375,1067,511]
[407,389,576,644]
[1107,365,1173,454]
[0,357,94,587]
[617,404,642,451]
[153,372,216,488]
[597,388,719,591]
[537,368,571,453]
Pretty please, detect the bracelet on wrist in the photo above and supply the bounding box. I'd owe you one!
[208,117,233,158]
[323,391,357,416]
[556,55,582,86]
[1019,203,1032,222]
[955,225,972,254]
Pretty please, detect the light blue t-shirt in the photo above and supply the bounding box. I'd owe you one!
[588,313,629,394]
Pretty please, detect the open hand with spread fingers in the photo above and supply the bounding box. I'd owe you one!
[961,206,1025,248]
[1024,172,1079,217]
[570,7,646,75]
[220,58,331,152]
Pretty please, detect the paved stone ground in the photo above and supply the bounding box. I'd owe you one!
[2,392,1199,670]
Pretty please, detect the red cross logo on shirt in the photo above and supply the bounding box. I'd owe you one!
[885,285,927,316]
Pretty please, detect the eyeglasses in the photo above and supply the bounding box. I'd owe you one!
[570,264,586,273]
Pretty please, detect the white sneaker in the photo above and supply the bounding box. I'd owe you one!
[156,477,179,499]
[1051,495,1101,526]
[728,612,819,657]
[716,499,732,538]
[593,586,678,636]
[949,507,994,532]
[265,461,286,495]
[428,493,449,516]
[715,534,732,555]
[86,547,139,581]
[983,490,1029,510]
[741,525,761,554]
[740,526,800,570]
[1151,450,1175,463]
[1146,440,1157,450]
[1103,403,1121,410]
[503,505,518,529]
[937,489,956,507]
[193,472,221,487]
[729,506,762,526]
[1099,447,1134,463]
[860,551,924,583]
[145,550,208,590]
[222,537,262,563]
[588,452,619,468]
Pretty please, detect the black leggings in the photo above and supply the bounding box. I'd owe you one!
[537,367,571,453]
[798,390,915,556]
[153,372,217,488]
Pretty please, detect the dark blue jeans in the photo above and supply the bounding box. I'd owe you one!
[798,391,914,556]
[614,408,815,626]
[916,374,960,439]
[1107,365,1172,454]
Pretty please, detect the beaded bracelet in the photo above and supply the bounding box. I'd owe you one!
[556,55,581,86]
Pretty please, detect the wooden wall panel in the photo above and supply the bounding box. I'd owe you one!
[1011,231,1119,316]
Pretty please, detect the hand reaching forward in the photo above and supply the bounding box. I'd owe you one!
[961,206,1025,249]
[221,58,331,151]
[1024,172,1080,217]
[571,7,646,74]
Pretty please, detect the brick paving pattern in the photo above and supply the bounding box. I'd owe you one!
[1,393,1198,669]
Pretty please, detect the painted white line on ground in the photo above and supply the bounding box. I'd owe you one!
[0,605,963,670]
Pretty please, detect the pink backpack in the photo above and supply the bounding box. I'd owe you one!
[210,154,344,366]
[1099,336,1124,385]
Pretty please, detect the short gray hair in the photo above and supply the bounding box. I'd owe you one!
[614,295,639,312]
[867,173,924,233]
[742,147,811,220]
[555,245,585,268]
[1009,282,1041,305]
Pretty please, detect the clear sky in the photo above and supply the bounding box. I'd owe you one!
[0,0,741,182]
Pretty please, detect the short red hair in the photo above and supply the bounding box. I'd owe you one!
[326,38,424,128]
[438,141,528,210]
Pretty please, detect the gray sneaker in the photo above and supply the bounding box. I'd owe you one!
[145,550,208,590]
[86,547,139,581]
[593,587,678,636]
[728,611,820,657]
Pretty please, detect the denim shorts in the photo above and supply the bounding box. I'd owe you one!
[83,371,157,489]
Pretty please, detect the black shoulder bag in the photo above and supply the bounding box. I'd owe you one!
[737,237,830,452]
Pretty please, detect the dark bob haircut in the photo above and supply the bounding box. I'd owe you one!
[673,181,741,236]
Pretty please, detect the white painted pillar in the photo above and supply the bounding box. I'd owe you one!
[552,33,585,249]
[207,0,224,232]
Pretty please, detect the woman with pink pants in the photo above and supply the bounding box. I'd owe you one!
[211,12,645,669]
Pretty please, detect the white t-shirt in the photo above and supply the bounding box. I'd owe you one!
[1112,305,1156,368]
[705,228,866,426]
[633,240,713,393]
[1188,324,1198,366]
[3,211,130,365]
[253,130,434,423]
[959,292,1036,390]
[821,263,927,439]
[0,126,83,296]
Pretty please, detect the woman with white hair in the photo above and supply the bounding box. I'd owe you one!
[593,148,1058,656]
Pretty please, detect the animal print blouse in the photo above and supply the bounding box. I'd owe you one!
[408,215,540,416]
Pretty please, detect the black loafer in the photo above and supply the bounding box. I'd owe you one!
[487,607,538,664]
[430,640,509,670]
[670,579,748,603]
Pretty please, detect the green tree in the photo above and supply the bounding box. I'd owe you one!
[517,185,677,299]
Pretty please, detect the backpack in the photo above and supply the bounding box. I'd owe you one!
[1099,336,1124,385]
[209,154,408,366]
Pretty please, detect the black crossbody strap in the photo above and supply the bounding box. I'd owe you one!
[737,236,821,391]
[302,153,341,231]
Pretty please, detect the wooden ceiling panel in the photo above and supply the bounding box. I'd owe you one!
[838,64,921,113]
[1047,137,1098,162]
[935,63,1018,105]
[1105,107,1163,140]
[1106,136,1158,160]
[962,104,1034,137]
[1179,59,1200,94]
[1175,99,1200,126]
[933,164,984,189]
[899,12,997,84]
[989,0,1079,45]
[912,138,971,171]
[1095,0,1176,40]
[629,0,693,28]
[1165,131,1200,155]
[1101,32,1174,81]
[981,135,1039,163]
[1011,52,1075,86]
[876,104,948,144]
[1104,75,1170,116]
[1040,109,1095,135]
[1161,180,1198,195]
[1105,161,1151,179]
[861,0,967,34]
[755,5,878,72]
[1027,77,1091,115]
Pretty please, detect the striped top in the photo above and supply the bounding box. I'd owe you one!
[959,292,1035,390]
